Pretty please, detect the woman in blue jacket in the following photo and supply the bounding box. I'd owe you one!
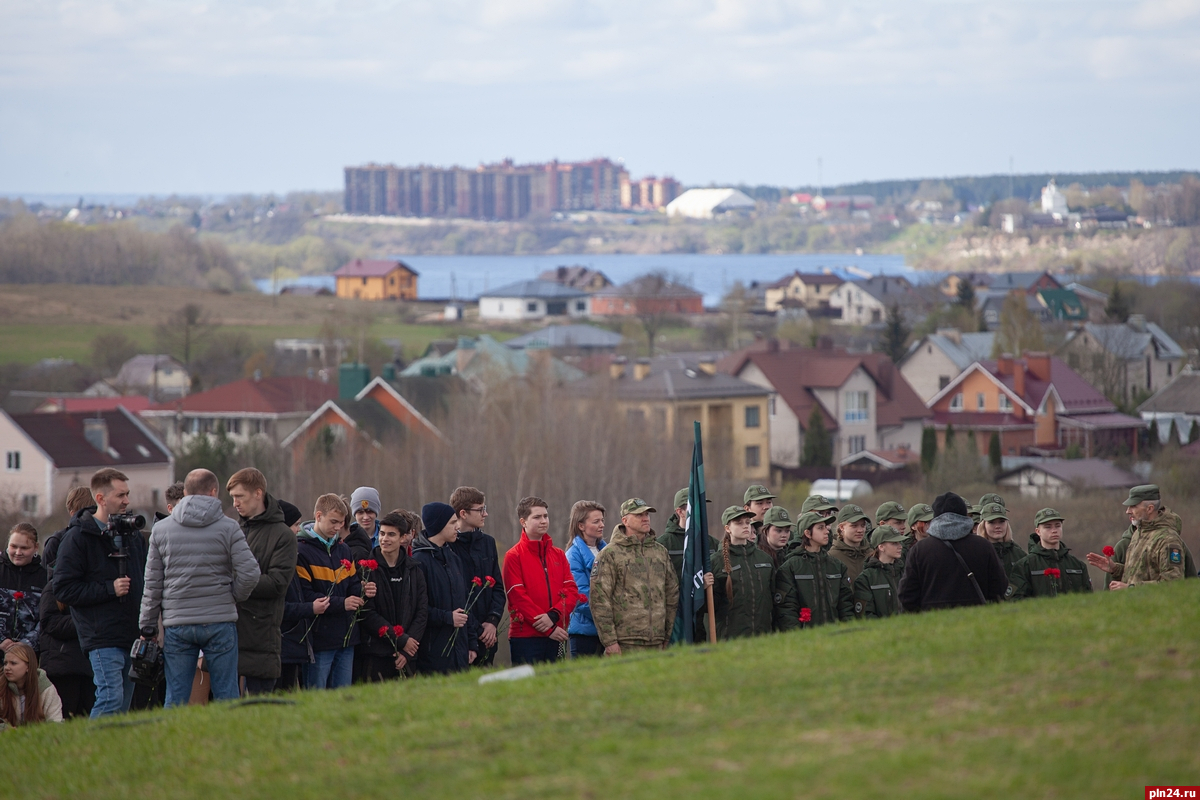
[564,501,606,657]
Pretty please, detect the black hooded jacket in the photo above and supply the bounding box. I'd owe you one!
[38,580,91,677]
[449,528,505,626]
[411,532,479,674]
[359,545,429,670]
[898,513,1008,612]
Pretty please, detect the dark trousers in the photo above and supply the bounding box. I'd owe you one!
[569,634,602,657]
[509,636,563,665]
[361,654,402,682]
[48,673,95,718]
[473,642,499,667]
[242,676,277,696]
[277,663,305,692]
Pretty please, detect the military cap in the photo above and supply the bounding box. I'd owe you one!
[721,505,755,526]
[743,484,777,504]
[968,504,981,523]
[835,504,870,525]
[672,488,711,509]
[906,503,934,527]
[762,506,793,529]
[801,495,838,514]
[1033,508,1065,526]
[979,502,1008,522]
[875,500,906,524]
[978,493,1005,509]
[620,498,656,516]
[869,525,908,548]
[1123,484,1160,507]
[795,510,833,534]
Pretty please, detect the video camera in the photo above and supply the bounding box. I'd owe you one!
[104,513,145,600]
[129,634,164,688]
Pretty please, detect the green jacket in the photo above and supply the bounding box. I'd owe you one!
[1106,525,1135,589]
[236,495,299,680]
[828,537,872,582]
[657,513,720,581]
[775,541,854,626]
[1009,541,1093,599]
[852,558,903,619]
[590,524,679,648]
[1111,512,1189,585]
[709,541,797,639]
[1109,511,1196,587]
[992,539,1027,582]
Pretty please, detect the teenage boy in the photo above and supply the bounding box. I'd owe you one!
[449,486,504,667]
[345,486,380,562]
[743,485,776,540]
[875,501,907,534]
[1009,509,1093,598]
[294,494,373,689]
[503,497,579,665]
[412,502,478,674]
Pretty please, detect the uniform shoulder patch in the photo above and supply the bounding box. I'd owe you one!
[854,601,863,614]
[1170,548,1183,564]
[1004,585,1014,599]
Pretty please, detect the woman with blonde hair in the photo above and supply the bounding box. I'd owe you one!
[565,501,606,657]
[0,643,63,727]
[1,523,45,654]
[977,502,1025,584]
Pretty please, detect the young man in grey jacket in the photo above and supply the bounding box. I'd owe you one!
[139,469,260,707]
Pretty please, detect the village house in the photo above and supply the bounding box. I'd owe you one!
[478,280,591,321]
[536,266,613,292]
[995,458,1142,500]
[827,276,915,326]
[590,275,704,317]
[900,328,997,403]
[334,258,419,301]
[1136,367,1200,444]
[111,354,190,401]
[761,271,843,313]
[1059,314,1185,405]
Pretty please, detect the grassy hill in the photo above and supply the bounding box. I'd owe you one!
[6,583,1197,799]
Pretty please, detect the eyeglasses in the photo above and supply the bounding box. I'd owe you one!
[467,506,487,514]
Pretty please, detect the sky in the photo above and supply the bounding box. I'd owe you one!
[2,0,1198,195]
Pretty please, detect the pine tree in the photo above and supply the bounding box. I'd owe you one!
[1147,419,1159,452]
[944,422,956,449]
[1189,419,1199,444]
[966,429,978,454]
[921,427,938,473]
[881,303,911,363]
[956,279,976,309]
[1166,418,1179,448]
[1105,283,1132,321]
[988,431,1002,471]
[802,406,833,467]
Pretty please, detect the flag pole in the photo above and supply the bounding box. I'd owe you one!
[705,584,716,643]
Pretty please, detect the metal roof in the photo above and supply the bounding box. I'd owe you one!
[480,280,587,299]
[334,258,419,278]
[505,325,623,350]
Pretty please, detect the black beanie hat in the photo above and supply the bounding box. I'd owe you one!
[932,492,969,519]
[422,502,456,537]
[277,500,302,528]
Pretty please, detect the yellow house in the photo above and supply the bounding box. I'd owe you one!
[763,271,843,312]
[334,258,419,301]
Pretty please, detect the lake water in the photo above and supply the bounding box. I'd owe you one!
[257,252,914,305]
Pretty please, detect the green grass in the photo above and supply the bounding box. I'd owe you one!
[5,583,1197,798]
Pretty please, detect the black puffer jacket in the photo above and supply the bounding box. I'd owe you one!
[359,546,428,673]
[899,513,1008,612]
[38,580,91,677]
[53,511,147,652]
[41,506,96,577]
[411,532,478,674]
[343,524,374,564]
[449,528,505,627]
[0,552,47,649]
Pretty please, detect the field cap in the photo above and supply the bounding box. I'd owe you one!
[673,488,711,509]
[722,506,755,526]
[869,525,908,548]
[1123,484,1160,506]
[980,502,1008,522]
[1034,508,1065,526]
[801,495,838,514]
[978,493,1005,509]
[875,501,906,524]
[743,484,777,504]
[906,504,934,527]
[835,504,869,525]
[795,511,833,533]
[621,498,656,516]
[762,507,792,528]
[968,504,981,523]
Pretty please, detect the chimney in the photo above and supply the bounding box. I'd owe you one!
[633,357,652,381]
[84,417,109,454]
[997,353,1014,375]
[936,327,962,345]
[1012,360,1026,399]
[1128,314,1146,332]
[698,357,716,376]
[766,338,780,354]
[609,356,627,380]
[1026,351,1051,382]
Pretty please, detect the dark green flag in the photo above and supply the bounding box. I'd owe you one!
[680,421,711,642]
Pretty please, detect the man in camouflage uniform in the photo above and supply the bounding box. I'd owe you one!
[657,488,716,644]
[1104,492,1195,588]
[875,501,906,534]
[590,498,679,655]
[1087,485,1190,587]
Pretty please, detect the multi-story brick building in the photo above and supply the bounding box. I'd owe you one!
[344,158,629,220]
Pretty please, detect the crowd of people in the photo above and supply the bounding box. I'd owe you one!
[0,465,1193,729]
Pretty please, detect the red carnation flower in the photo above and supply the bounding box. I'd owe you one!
[472,576,483,587]
[1102,546,1115,557]
[799,608,812,623]
[485,576,496,588]
[12,591,24,601]
[1044,568,1061,579]
[359,559,379,571]
[378,626,390,638]
[392,625,404,637]
[340,559,353,571]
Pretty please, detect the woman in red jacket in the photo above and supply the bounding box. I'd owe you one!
[503,497,579,665]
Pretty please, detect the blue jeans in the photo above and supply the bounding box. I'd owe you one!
[305,647,354,690]
[89,647,135,718]
[163,622,240,708]
[510,636,564,665]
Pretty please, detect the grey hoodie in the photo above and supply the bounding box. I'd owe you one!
[139,495,261,629]
[927,513,975,542]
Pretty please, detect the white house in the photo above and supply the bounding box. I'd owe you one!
[477,280,591,321]
[1041,180,1068,216]
[1137,367,1200,443]
[828,276,914,326]
[665,188,756,220]
[111,354,190,401]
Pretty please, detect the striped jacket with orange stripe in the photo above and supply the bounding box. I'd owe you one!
[294,524,363,652]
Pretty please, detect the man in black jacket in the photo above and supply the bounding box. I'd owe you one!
[898,492,1008,612]
[449,486,504,667]
[54,468,147,718]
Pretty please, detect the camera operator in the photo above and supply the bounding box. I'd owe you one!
[53,468,148,718]
[139,469,260,708]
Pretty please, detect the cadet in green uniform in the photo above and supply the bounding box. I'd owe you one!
[829,504,872,581]
[978,502,1025,583]
[775,511,854,625]
[801,495,838,516]
[978,493,1005,509]
[710,507,797,639]
[1009,508,1093,598]
[853,526,906,619]
[758,506,792,568]
[657,488,717,644]
[875,501,907,533]
[903,503,934,560]
[1088,485,1191,587]
[743,484,776,542]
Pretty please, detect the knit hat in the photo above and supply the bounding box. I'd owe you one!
[721,506,755,526]
[351,486,381,516]
[875,501,906,525]
[762,506,793,528]
[421,502,456,537]
[277,499,303,528]
[906,504,934,527]
[1123,484,1160,506]
[932,492,969,519]
[869,525,908,549]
